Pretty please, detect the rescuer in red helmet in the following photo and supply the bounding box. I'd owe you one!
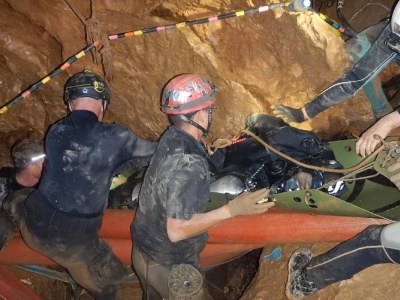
[132,73,275,299]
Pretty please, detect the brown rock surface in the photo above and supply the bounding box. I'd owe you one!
[1,0,400,299]
[242,243,400,300]
[0,0,380,163]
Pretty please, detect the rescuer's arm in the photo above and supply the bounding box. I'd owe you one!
[356,110,400,158]
[167,189,274,242]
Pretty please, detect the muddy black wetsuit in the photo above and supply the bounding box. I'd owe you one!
[0,167,30,205]
[3,110,157,300]
[132,125,209,300]
[304,20,397,119]
[303,223,400,289]
[0,167,38,250]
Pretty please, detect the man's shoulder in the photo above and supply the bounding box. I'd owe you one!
[98,122,132,136]
[0,167,15,179]
[0,167,17,204]
[162,127,205,157]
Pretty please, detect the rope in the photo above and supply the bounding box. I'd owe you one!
[1,1,309,114]
[373,134,400,167]
[108,2,291,40]
[206,130,399,189]
[203,133,243,155]
[241,129,387,174]
[65,0,114,80]
[318,162,375,190]
[0,42,99,114]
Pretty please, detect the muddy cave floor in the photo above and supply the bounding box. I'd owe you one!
[9,242,400,300]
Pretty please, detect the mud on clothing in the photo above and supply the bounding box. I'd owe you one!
[305,224,400,290]
[0,167,35,206]
[37,110,156,216]
[5,110,157,299]
[133,125,210,267]
[132,125,209,299]
[305,20,397,119]
[0,167,38,251]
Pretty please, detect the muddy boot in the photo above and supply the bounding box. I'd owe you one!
[285,248,318,300]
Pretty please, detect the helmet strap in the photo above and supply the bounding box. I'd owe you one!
[102,101,108,111]
[180,115,208,136]
[205,107,213,137]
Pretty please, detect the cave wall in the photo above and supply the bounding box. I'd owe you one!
[0,0,394,165]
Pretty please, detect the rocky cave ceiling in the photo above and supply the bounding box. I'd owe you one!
[0,0,398,165]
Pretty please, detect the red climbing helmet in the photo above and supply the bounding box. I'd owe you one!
[161,73,217,115]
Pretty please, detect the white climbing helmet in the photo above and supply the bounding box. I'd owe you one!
[391,1,400,36]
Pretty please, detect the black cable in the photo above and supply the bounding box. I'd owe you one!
[337,0,359,37]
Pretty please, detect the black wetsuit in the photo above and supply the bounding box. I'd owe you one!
[0,167,38,251]
[132,125,209,299]
[0,167,27,205]
[4,110,157,299]
[304,21,397,119]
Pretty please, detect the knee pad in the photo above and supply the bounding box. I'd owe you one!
[381,222,400,250]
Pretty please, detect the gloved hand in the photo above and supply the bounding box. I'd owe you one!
[271,104,306,123]
[387,157,400,189]
[228,188,275,218]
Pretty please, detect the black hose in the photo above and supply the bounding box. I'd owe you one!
[337,0,358,37]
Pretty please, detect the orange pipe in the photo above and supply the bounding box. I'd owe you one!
[99,209,389,242]
[207,209,390,244]
[0,237,258,268]
[0,209,389,267]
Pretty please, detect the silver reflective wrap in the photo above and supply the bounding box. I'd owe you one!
[210,175,245,195]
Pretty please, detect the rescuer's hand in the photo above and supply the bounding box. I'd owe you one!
[228,188,275,218]
[294,171,313,190]
[387,157,400,190]
[356,111,400,158]
[271,104,306,123]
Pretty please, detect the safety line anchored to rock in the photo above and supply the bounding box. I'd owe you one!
[1,0,331,115]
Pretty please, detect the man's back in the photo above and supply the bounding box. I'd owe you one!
[38,110,155,216]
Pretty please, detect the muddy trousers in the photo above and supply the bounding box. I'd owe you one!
[305,21,397,119]
[0,209,16,251]
[3,188,127,300]
[132,246,173,300]
[306,224,400,289]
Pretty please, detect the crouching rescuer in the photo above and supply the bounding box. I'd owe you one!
[131,73,275,299]
[3,71,157,299]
